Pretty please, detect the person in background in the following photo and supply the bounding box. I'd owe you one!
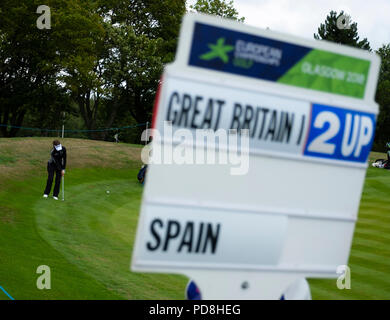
[43,140,67,200]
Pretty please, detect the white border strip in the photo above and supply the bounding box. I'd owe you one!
[145,198,357,223]
[133,260,339,277]
[155,138,369,169]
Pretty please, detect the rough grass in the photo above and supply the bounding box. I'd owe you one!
[0,137,142,176]
[0,137,142,190]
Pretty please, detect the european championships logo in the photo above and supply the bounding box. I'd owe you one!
[200,37,234,63]
[199,36,282,68]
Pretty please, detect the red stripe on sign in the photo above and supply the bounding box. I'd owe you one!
[302,103,313,154]
[151,77,163,131]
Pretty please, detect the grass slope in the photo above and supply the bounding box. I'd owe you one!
[34,169,187,299]
[1,138,390,299]
[0,138,187,300]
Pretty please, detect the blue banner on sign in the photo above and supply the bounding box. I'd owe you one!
[189,22,311,81]
[303,104,376,163]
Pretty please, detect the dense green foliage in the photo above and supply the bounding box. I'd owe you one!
[0,0,245,142]
[190,0,245,22]
[374,45,390,150]
[0,0,187,141]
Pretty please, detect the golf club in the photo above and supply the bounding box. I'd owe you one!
[62,175,65,201]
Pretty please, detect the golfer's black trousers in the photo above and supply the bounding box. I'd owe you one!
[44,163,62,197]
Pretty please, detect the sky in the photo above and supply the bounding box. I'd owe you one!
[188,0,390,50]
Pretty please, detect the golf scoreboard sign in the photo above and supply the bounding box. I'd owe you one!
[131,14,380,299]
[189,22,371,99]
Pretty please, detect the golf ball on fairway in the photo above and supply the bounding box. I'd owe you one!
[106,190,110,194]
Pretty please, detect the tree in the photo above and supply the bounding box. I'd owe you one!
[190,0,245,22]
[374,44,390,150]
[94,0,186,140]
[54,1,106,138]
[0,0,62,136]
[97,22,164,140]
[0,0,105,137]
[101,0,185,62]
[314,10,370,50]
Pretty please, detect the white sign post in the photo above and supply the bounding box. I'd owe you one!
[131,13,381,299]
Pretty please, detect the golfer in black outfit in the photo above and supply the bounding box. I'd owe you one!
[43,140,67,200]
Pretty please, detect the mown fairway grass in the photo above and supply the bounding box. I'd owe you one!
[0,138,187,299]
[309,152,390,299]
[0,138,389,299]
